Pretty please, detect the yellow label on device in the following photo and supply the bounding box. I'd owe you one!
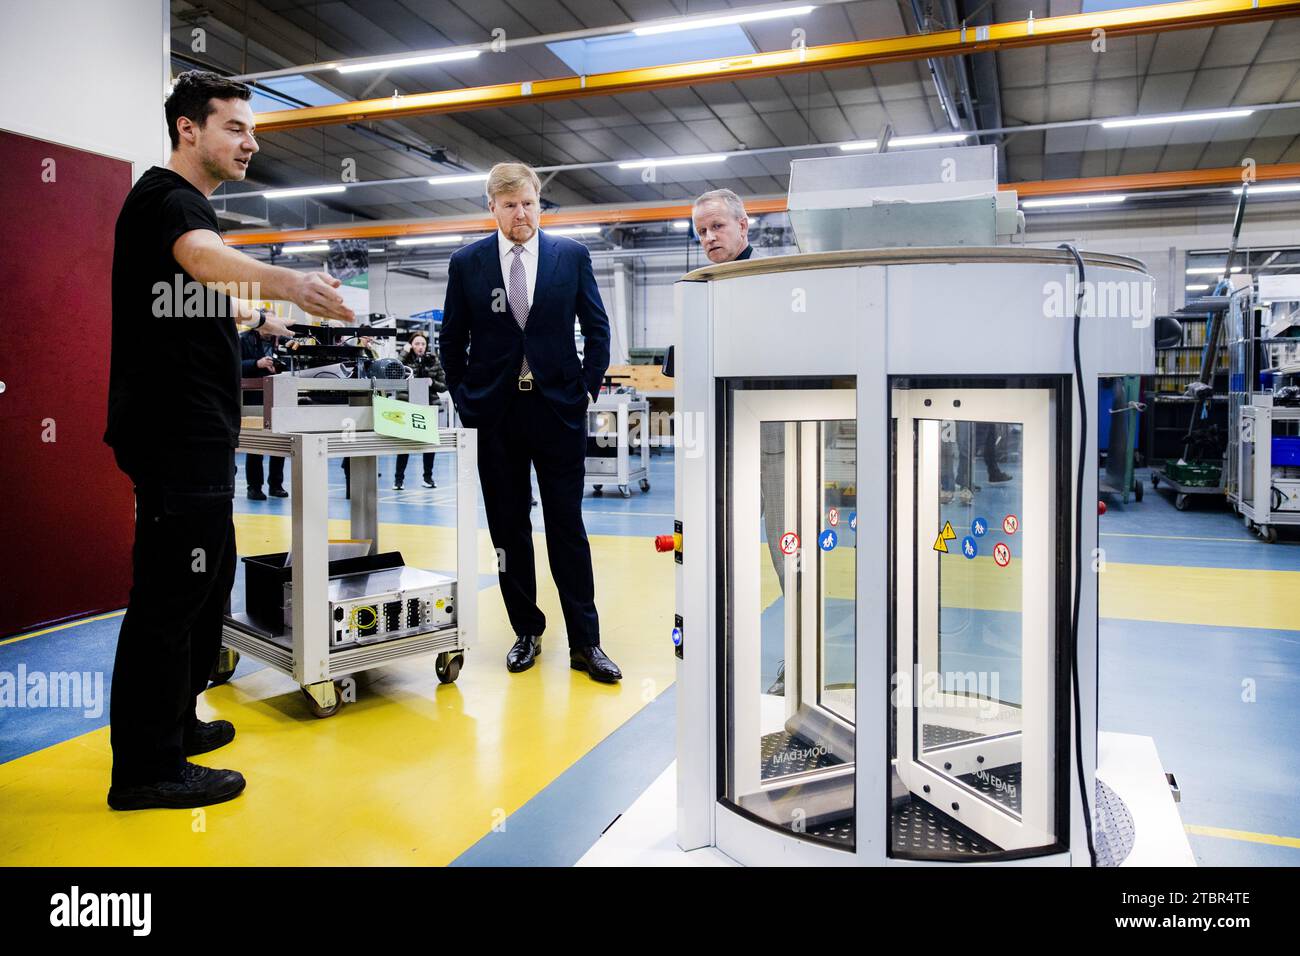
[373,393,439,443]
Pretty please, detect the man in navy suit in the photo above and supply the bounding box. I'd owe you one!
[440,163,621,682]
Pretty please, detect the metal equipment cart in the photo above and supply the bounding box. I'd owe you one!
[585,388,651,498]
[217,377,478,717]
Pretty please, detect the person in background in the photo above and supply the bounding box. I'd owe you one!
[239,325,287,499]
[393,330,447,490]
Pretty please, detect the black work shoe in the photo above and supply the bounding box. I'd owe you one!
[423,477,435,488]
[393,479,404,491]
[247,488,267,501]
[570,645,622,683]
[107,762,246,811]
[987,469,1013,483]
[506,634,541,673]
[184,719,235,757]
[269,486,288,498]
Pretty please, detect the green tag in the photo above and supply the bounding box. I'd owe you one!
[372,393,439,443]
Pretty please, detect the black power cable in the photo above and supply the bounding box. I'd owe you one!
[1059,242,1098,867]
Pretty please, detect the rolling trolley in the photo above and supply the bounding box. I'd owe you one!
[218,376,478,717]
[585,387,651,499]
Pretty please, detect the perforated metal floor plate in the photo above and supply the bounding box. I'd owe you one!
[761,730,844,780]
[1094,778,1136,867]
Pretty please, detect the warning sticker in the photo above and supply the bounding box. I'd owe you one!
[961,536,978,559]
[849,512,857,532]
[972,517,988,538]
[1003,514,1019,535]
[828,507,840,527]
[820,529,838,552]
[993,542,1011,568]
[779,532,800,555]
[933,520,958,553]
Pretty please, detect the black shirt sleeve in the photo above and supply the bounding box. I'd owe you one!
[159,188,221,260]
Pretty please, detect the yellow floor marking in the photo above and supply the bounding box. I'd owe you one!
[1185,824,1300,850]
[1,611,125,647]
[0,518,676,866]
[1100,563,1300,631]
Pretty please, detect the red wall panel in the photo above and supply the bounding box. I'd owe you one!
[0,129,135,636]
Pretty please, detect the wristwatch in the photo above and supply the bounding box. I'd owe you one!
[253,308,269,329]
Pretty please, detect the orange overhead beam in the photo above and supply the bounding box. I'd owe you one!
[222,167,1296,247]
[252,0,1300,132]
[224,198,789,246]
[1010,162,1300,196]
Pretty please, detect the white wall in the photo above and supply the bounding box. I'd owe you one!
[0,0,168,178]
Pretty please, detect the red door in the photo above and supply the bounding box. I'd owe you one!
[0,130,135,636]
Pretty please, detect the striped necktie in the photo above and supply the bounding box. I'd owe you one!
[508,244,530,378]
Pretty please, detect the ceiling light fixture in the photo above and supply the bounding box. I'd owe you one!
[264,185,348,200]
[338,50,480,74]
[1100,109,1254,129]
[1021,194,1127,209]
[634,5,816,37]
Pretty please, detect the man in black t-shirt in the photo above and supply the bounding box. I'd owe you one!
[105,71,354,811]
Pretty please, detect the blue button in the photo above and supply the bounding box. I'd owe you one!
[671,627,682,647]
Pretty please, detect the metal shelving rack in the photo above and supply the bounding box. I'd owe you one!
[1144,306,1230,468]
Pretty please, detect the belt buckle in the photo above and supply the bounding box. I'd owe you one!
[518,377,533,392]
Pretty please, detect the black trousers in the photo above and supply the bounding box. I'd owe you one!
[243,453,284,491]
[477,389,599,648]
[109,443,238,786]
[394,452,435,481]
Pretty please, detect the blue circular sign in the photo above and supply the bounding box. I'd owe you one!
[961,536,978,559]
[819,529,838,552]
[849,512,858,532]
[972,517,988,537]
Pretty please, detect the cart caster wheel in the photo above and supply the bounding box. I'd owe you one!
[1151,474,1160,488]
[209,647,239,687]
[1134,480,1143,503]
[1260,526,1278,544]
[619,485,631,498]
[435,651,464,684]
[592,485,603,496]
[1175,493,1189,511]
[639,478,651,492]
[301,680,342,718]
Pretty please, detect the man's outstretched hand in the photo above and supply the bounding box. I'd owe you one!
[292,271,355,323]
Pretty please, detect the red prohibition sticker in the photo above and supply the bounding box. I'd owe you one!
[779,532,800,555]
[1002,514,1020,535]
[993,542,1011,568]
[828,507,840,526]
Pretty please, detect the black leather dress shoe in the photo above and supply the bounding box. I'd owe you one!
[184,719,235,757]
[107,762,246,811]
[570,645,622,683]
[247,488,267,501]
[269,486,289,498]
[506,634,541,672]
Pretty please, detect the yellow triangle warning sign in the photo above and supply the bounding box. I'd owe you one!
[933,533,949,553]
[942,520,956,540]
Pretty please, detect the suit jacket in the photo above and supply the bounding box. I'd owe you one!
[440,230,611,430]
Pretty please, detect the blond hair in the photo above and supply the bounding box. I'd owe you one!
[486,162,541,201]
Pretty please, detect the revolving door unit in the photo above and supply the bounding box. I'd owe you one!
[890,381,1070,860]
[721,383,859,851]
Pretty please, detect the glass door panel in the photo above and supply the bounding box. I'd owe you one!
[724,387,857,851]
